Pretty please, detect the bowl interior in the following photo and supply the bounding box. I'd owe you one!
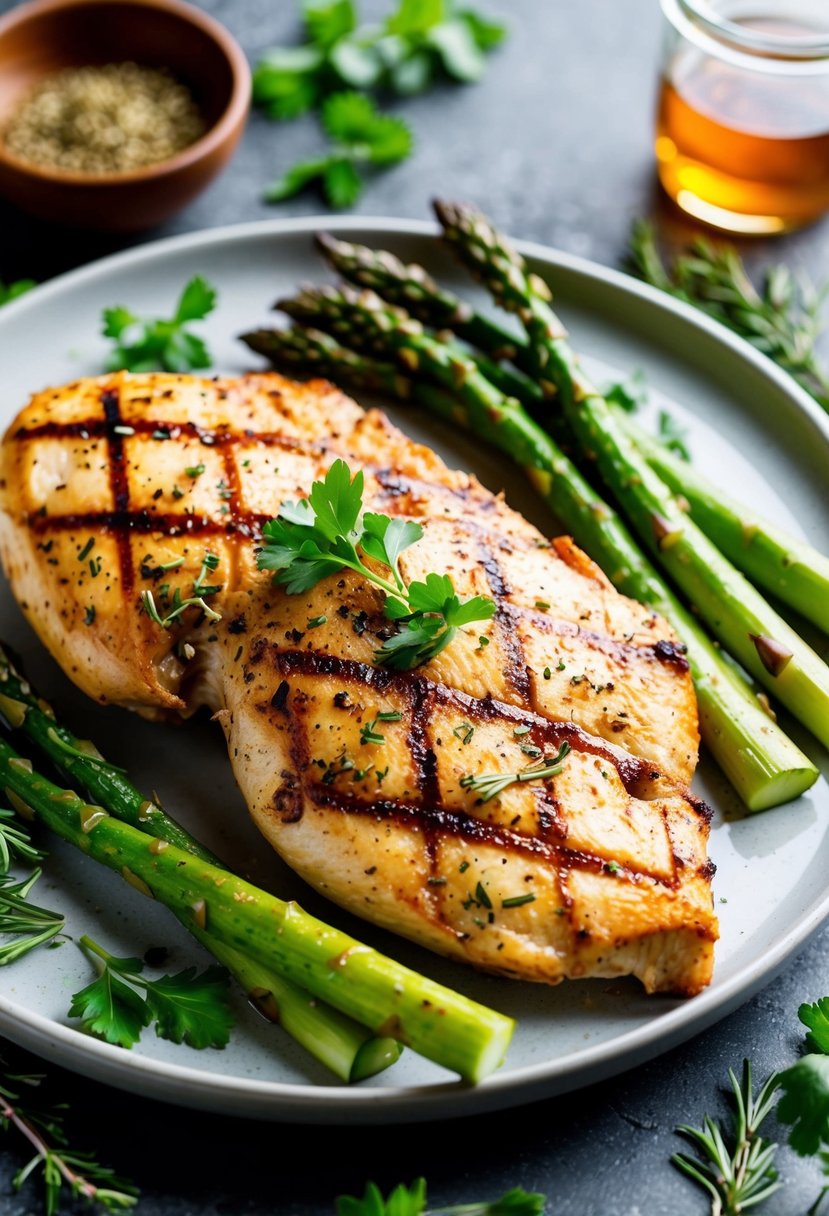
[0,1,236,135]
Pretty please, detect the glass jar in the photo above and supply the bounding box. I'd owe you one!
[656,0,829,233]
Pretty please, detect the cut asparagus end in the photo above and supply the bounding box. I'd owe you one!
[745,764,819,813]
[205,933,401,1084]
[351,1037,405,1083]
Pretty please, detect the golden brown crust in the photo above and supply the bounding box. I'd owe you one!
[0,371,715,994]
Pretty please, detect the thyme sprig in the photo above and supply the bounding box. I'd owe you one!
[140,550,223,629]
[672,1060,782,1215]
[460,741,570,803]
[257,459,494,669]
[628,221,829,412]
[0,1050,138,1213]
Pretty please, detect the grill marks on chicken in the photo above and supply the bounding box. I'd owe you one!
[0,372,717,995]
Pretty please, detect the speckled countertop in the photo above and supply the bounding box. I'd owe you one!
[0,2,828,1213]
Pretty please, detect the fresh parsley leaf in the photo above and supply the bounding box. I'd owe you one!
[254,0,505,127]
[69,937,233,1051]
[309,457,365,536]
[324,158,363,208]
[801,998,829,1055]
[336,1180,545,1216]
[387,0,443,36]
[426,17,485,81]
[69,956,150,1049]
[257,460,494,669]
[102,305,139,340]
[265,93,411,209]
[361,514,423,575]
[778,1054,829,1156]
[304,0,357,49]
[322,91,412,162]
[604,368,647,413]
[458,8,507,51]
[265,156,336,203]
[658,409,691,462]
[253,45,325,120]
[102,276,217,373]
[175,275,217,324]
[0,278,36,307]
[144,965,234,1049]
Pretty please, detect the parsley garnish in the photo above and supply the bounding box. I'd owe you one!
[257,459,494,669]
[336,1179,544,1216]
[265,92,412,208]
[102,276,217,373]
[254,1,506,122]
[185,463,206,478]
[0,278,36,307]
[658,409,692,463]
[69,936,233,1051]
[460,742,570,803]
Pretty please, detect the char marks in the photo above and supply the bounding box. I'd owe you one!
[271,646,697,891]
[100,385,135,599]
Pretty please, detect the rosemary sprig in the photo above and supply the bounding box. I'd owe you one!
[0,806,47,871]
[460,742,570,803]
[672,1060,781,1216]
[628,221,829,412]
[0,1050,138,1212]
[0,871,65,964]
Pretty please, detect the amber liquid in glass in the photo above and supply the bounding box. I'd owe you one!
[656,20,829,233]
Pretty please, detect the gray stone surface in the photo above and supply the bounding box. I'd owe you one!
[1,1,828,1212]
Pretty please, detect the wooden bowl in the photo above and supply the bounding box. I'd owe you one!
[0,0,251,231]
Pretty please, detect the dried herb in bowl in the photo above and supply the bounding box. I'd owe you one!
[2,62,205,175]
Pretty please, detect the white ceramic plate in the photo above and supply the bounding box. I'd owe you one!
[0,218,827,1124]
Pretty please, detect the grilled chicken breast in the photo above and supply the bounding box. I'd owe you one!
[0,371,717,995]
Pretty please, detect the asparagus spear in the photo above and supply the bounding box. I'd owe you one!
[615,411,829,635]
[247,320,817,810]
[0,684,513,1082]
[0,652,401,1083]
[434,200,829,753]
[315,232,536,374]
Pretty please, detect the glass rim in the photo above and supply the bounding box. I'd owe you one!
[662,0,829,69]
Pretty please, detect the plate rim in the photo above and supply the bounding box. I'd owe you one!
[1,214,827,1122]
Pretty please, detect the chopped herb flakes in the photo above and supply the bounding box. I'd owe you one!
[502,893,536,909]
[360,711,403,746]
[475,881,492,910]
[453,722,475,745]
